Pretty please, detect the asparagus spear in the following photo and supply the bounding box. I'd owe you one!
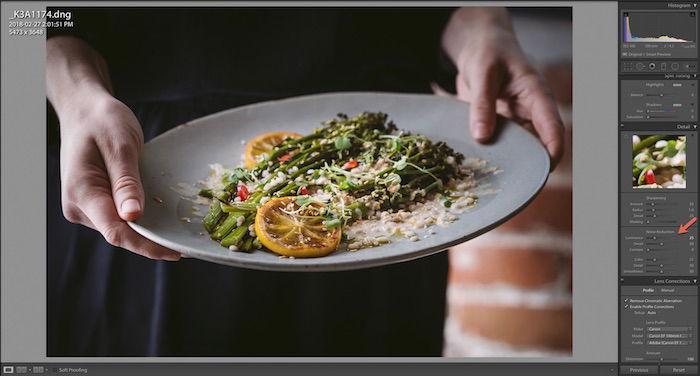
[202,200,224,233]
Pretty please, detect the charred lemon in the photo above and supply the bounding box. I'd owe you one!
[244,131,302,169]
[254,197,341,257]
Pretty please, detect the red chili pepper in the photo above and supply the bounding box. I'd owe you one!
[237,185,250,201]
[299,186,308,195]
[279,153,292,163]
[343,160,358,169]
[644,169,656,185]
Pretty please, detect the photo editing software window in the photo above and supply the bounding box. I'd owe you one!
[0,1,697,375]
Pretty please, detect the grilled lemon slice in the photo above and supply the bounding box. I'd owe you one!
[244,131,302,169]
[254,197,341,257]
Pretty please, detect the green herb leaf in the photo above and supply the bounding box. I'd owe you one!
[295,196,311,207]
[394,157,407,171]
[338,177,357,191]
[335,136,352,150]
[662,141,679,157]
[440,195,453,208]
[324,218,341,229]
[383,173,402,185]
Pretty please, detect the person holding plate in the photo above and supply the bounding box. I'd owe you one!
[46,7,563,356]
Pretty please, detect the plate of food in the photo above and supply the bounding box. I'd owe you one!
[128,92,550,271]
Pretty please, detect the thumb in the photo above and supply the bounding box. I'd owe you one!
[460,62,505,142]
[104,144,144,222]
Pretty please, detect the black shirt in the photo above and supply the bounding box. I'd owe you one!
[50,8,453,102]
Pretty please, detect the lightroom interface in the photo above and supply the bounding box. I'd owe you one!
[0,1,697,375]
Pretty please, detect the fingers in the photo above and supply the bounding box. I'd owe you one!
[78,191,181,261]
[530,90,565,169]
[457,62,505,143]
[58,97,181,261]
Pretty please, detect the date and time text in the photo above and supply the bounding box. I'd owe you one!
[8,9,73,36]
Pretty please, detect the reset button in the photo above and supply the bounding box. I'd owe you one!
[660,365,698,375]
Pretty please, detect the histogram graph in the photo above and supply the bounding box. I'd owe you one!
[623,11,696,43]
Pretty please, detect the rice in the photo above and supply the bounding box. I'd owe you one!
[344,167,486,250]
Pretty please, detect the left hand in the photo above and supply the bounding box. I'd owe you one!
[442,7,565,168]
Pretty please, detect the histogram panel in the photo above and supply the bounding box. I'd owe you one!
[621,10,697,59]
[623,11,696,43]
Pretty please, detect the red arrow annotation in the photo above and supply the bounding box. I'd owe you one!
[678,217,697,234]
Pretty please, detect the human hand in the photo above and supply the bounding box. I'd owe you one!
[442,8,564,168]
[47,36,180,260]
[57,90,181,261]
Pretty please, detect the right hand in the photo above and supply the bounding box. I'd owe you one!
[58,89,181,261]
[441,7,564,169]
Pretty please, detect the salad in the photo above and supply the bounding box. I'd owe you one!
[197,112,490,258]
[632,135,686,189]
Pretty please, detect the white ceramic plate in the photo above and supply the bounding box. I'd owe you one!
[129,92,549,271]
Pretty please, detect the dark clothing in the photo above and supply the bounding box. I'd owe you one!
[51,8,453,102]
[47,7,453,356]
